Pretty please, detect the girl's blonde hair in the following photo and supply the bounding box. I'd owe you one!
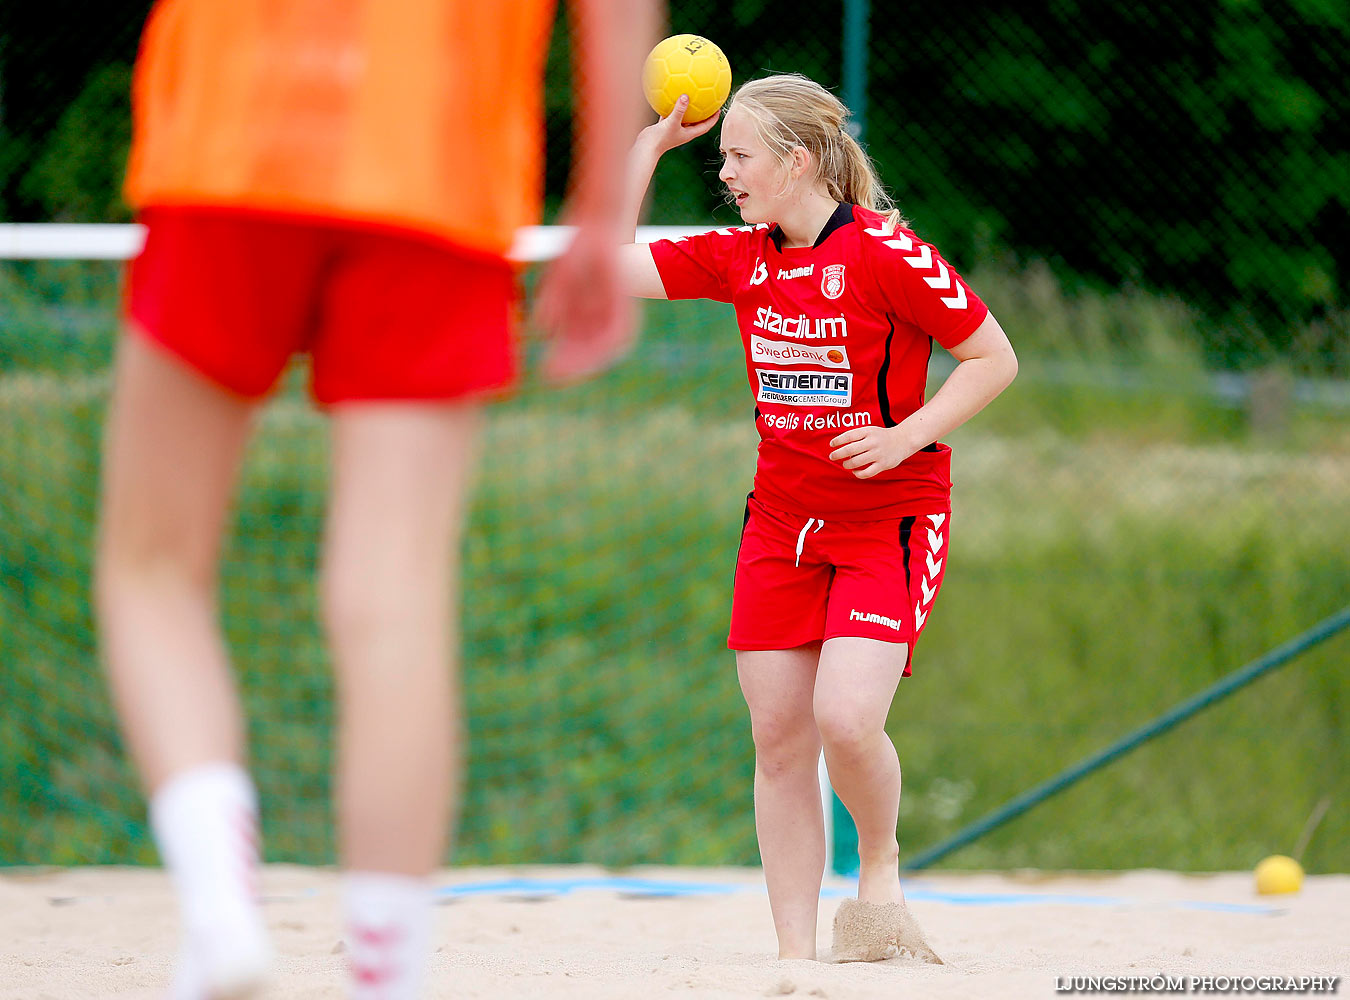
[729,73,906,228]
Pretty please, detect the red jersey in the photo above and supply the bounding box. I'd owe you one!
[650,203,989,518]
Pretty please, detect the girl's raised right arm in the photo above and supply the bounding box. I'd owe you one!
[620,94,721,299]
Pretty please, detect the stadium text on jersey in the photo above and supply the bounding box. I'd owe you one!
[753,306,848,340]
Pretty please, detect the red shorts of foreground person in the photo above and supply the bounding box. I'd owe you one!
[729,494,951,675]
[126,207,518,405]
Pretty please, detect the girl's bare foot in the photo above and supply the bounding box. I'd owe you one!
[830,899,944,964]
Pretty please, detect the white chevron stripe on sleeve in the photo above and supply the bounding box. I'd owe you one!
[877,237,969,309]
[926,528,944,553]
[902,244,933,269]
[939,284,967,309]
[923,261,953,290]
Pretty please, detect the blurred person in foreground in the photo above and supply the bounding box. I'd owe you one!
[94,1,657,996]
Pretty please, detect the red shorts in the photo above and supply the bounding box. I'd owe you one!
[125,207,518,404]
[728,495,951,675]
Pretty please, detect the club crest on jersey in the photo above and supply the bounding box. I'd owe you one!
[821,264,846,300]
[749,258,768,286]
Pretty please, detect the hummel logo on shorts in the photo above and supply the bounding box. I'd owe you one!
[849,609,902,631]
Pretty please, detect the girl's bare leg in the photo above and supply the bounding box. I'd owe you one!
[96,334,256,789]
[322,401,480,875]
[95,333,268,996]
[814,636,907,905]
[322,402,481,997]
[736,645,825,959]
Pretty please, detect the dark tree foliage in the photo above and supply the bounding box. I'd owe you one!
[2,1,1345,371]
[863,0,1347,370]
[0,1,149,220]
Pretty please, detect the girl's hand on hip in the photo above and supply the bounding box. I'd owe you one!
[828,426,913,480]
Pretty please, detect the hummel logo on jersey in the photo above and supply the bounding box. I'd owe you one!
[777,265,814,280]
[749,259,768,286]
[850,609,902,631]
[753,306,849,340]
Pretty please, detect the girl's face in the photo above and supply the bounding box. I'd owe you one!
[718,104,791,224]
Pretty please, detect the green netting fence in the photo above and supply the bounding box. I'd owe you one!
[2,1,1348,872]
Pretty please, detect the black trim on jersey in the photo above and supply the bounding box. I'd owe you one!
[814,201,856,247]
[877,318,896,427]
[769,201,856,252]
[732,492,755,587]
[898,516,916,593]
[921,339,939,452]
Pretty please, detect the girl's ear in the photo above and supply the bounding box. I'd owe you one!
[788,145,810,180]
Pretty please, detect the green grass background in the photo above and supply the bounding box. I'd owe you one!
[2,260,1347,873]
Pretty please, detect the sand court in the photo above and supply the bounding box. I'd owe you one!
[1,865,1345,998]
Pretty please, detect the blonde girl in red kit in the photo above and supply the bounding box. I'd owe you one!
[617,75,1017,961]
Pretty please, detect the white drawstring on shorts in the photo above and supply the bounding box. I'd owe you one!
[794,517,824,567]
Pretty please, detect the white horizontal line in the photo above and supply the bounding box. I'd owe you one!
[0,224,719,262]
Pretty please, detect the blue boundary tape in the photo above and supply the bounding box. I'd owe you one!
[433,876,1277,913]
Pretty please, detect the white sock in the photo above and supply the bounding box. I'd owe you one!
[343,871,435,1000]
[150,762,271,997]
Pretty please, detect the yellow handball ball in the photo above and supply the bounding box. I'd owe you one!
[1254,854,1304,895]
[642,34,732,124]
